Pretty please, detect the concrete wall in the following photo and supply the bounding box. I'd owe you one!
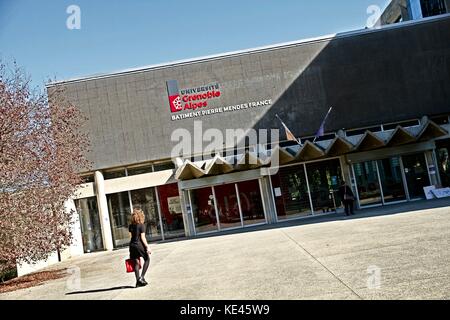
[50,16,450,171]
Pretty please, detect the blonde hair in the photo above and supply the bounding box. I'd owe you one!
[131,208,145,225]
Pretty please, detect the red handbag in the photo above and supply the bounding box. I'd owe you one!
[125,258,142,273]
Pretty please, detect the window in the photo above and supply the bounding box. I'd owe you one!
[271,164,312,219]
[420,0,447,17]
[346,126,382,137]
[153,162,175,172]
[107,192,131,247]
[383,120,420,131]
[190,187,218,234]
[127,165,153,176]
[75,197,104,253]
[157,183,185,239]
[103,169,126,179]
[130,188,163,242]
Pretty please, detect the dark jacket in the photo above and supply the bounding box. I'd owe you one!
[338,185,355,201]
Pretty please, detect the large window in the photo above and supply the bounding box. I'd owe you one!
[353,161,382,207]
[130,188,163,242]
[74,197,104,253]
[214,183,242,230]
[107,192,131,247]
[188,179,266,234]
[306,159,343,214]
[237,180,265,226]
[436,139,450,187]
[420,0,447,17]
[190,187,218,234]
[402,153,430,199]
[271,165,312,219]
[157,183,185,239]
[377,157,407,203]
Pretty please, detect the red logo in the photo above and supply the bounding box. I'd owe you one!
[166,80,182,113]
[167,80,222,113]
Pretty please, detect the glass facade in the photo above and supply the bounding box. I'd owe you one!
[157,183,185,239]
[377,157,407,203]
[75,149,442,252]
[103,169,126,179]
[353,161,383,206]
[74,197,104,253]
[402,153,431,199]
[127,165,153,176]
[107,191,132,247]
[237,180,266,226]
[306,159,343,214]
[130,188,163,242]
[271,159,343,219]
[271,165,312,219]
[436,139,450,187]
[190,187,218,234]
[214,183,242,229]
[353,154,431,206]
[420,0,447,17]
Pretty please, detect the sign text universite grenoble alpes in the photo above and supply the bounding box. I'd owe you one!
[166,80,272,121]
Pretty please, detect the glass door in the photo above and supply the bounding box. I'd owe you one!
[377,157,407,203]
[401,153,431,199]
[214,183,242,230]
[107,191,132,248]
[271,164,313,219]
[353,161,382,207]
[237,180,266,226]
[190,187,219,234]
[130,188,163,242]
[306,159,343,214]
[75,197,104,253]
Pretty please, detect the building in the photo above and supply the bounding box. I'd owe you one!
[378,0,449,25]
[19,14,450,274]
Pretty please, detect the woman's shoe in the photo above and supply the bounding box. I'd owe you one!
[136,278,147,288]
[140,277,148,285]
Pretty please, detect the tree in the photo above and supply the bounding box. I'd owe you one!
[0,61,91,276]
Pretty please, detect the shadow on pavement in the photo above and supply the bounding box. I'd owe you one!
[66,286,135,295]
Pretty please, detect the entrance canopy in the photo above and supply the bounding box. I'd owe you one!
[175,119,448,181]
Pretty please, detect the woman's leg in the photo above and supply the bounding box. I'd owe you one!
[141,256,150,279]
[134,259,140,281]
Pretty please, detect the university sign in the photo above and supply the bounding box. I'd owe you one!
[166,80,272,121]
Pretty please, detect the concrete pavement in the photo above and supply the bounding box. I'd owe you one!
[1,199,449,300]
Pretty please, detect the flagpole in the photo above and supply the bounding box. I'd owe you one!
[313,106,333,144]
[275,114,302,145]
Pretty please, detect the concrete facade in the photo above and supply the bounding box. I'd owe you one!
[49,15,450,172]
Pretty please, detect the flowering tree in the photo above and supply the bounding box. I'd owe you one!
[0,62,91,276]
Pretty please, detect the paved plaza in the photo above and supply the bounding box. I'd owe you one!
[1,199,449,300]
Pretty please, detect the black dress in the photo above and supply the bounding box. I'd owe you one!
[129,224,149,260]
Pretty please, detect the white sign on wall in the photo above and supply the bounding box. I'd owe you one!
[167,196,182,214]
[274,188,282,197]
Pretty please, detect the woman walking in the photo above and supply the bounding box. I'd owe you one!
[129,208,151,287]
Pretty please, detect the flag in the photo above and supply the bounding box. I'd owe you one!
[314,107,333,141]
[276,114,301,145]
